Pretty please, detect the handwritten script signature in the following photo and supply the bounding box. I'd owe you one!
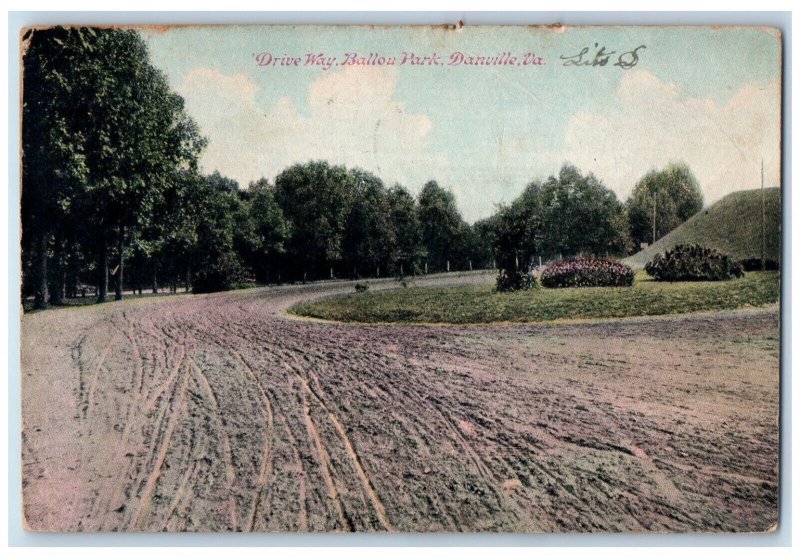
[559,44,646,69]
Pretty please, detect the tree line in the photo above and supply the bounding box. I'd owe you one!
[21,27,704,309]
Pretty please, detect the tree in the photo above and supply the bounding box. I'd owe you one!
[143,169,205,294]
[417,181,469,272]
[274,161,353,281]
[387,184,426,275]
[191,173,247,293]
[537,164,632,258]
[241,178,290,283]
[627,162,704,248]
[22,27,205,305]
[471,214,500,269]
[22,27,91,308]
[492,164,631,280]
[342,169,394,278]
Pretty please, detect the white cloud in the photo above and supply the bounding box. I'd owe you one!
[177,66,444,190]
[177,67,781,222]
[560,70,781,204]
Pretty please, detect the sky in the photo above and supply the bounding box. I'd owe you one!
[141,25,781,223]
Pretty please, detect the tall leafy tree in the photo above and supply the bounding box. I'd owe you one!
[22,27,205,305]
[387,184,425,275]
[145,169,205,293]
[537,164,632,258]
[190,173,247,293]
[274,161,352,280]
[342,169,394,278]
[22,27,91,308]
[627,162,704,247]
[241,178,290,283]
[417,181,469,272]
[492,164,631,276]
[472,214,500,269]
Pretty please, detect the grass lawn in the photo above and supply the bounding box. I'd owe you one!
[625,187,780,268]
[289,271,780,324]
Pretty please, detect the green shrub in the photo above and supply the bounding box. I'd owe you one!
[739,258,780,272]
[495,270,537,292]
[645,244,744,281]
[541,256,634,288]
[193,253,245,294]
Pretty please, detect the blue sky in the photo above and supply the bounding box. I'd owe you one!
[142,25,781,222]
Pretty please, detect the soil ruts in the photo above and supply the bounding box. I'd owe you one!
[21,274,779,532]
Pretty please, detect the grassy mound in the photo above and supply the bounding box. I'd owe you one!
[289,271,779,324]
[626,188,781,269]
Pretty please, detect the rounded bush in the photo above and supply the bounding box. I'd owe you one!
[354,282,369,293]
[541,256,634,288]
[645,244,744,281]
[193,253,245,294]
[738,258,779,272]
[495,270,537,292]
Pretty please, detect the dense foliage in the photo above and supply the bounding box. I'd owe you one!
[627,162,704,247]
[495,270,537,292]
[540,257,635,288]
[493,165,632,266]
[645,244,744,281]
[20,27,715,309]
[22,27,205,306]
[739,258,780,272]
[492,164,632,291]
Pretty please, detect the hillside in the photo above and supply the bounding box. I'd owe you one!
[626,188,781,268]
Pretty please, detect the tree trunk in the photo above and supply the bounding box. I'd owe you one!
[66,269,78,299]
[185,265,191,292]
[48,242,64,305]
[114,228,124,301]
[49,269,65,305]
[33,231,49,310]
[97,241,108,303]
[152,270,158,294]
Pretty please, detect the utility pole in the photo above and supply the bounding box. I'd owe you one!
[761,158,766,271]
[652,192,657,245]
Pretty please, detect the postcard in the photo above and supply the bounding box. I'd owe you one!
[19,23,781,533]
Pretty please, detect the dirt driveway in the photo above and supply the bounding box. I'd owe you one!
[21,273,780,532]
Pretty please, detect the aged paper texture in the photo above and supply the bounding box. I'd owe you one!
[20,24,781,533]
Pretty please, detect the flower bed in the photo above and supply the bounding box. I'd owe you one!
[541,256,634,288]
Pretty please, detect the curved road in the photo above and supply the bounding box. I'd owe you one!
[21,273,779,532]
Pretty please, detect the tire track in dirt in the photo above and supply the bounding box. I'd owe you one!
[235,357,274,533]
[129,359,191,530]
[21,277,780,532]
[196,314,276,532]
[295,373,352,531]
[84,342,114,419]
[300,370,393,532]
[188,357,239,530]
